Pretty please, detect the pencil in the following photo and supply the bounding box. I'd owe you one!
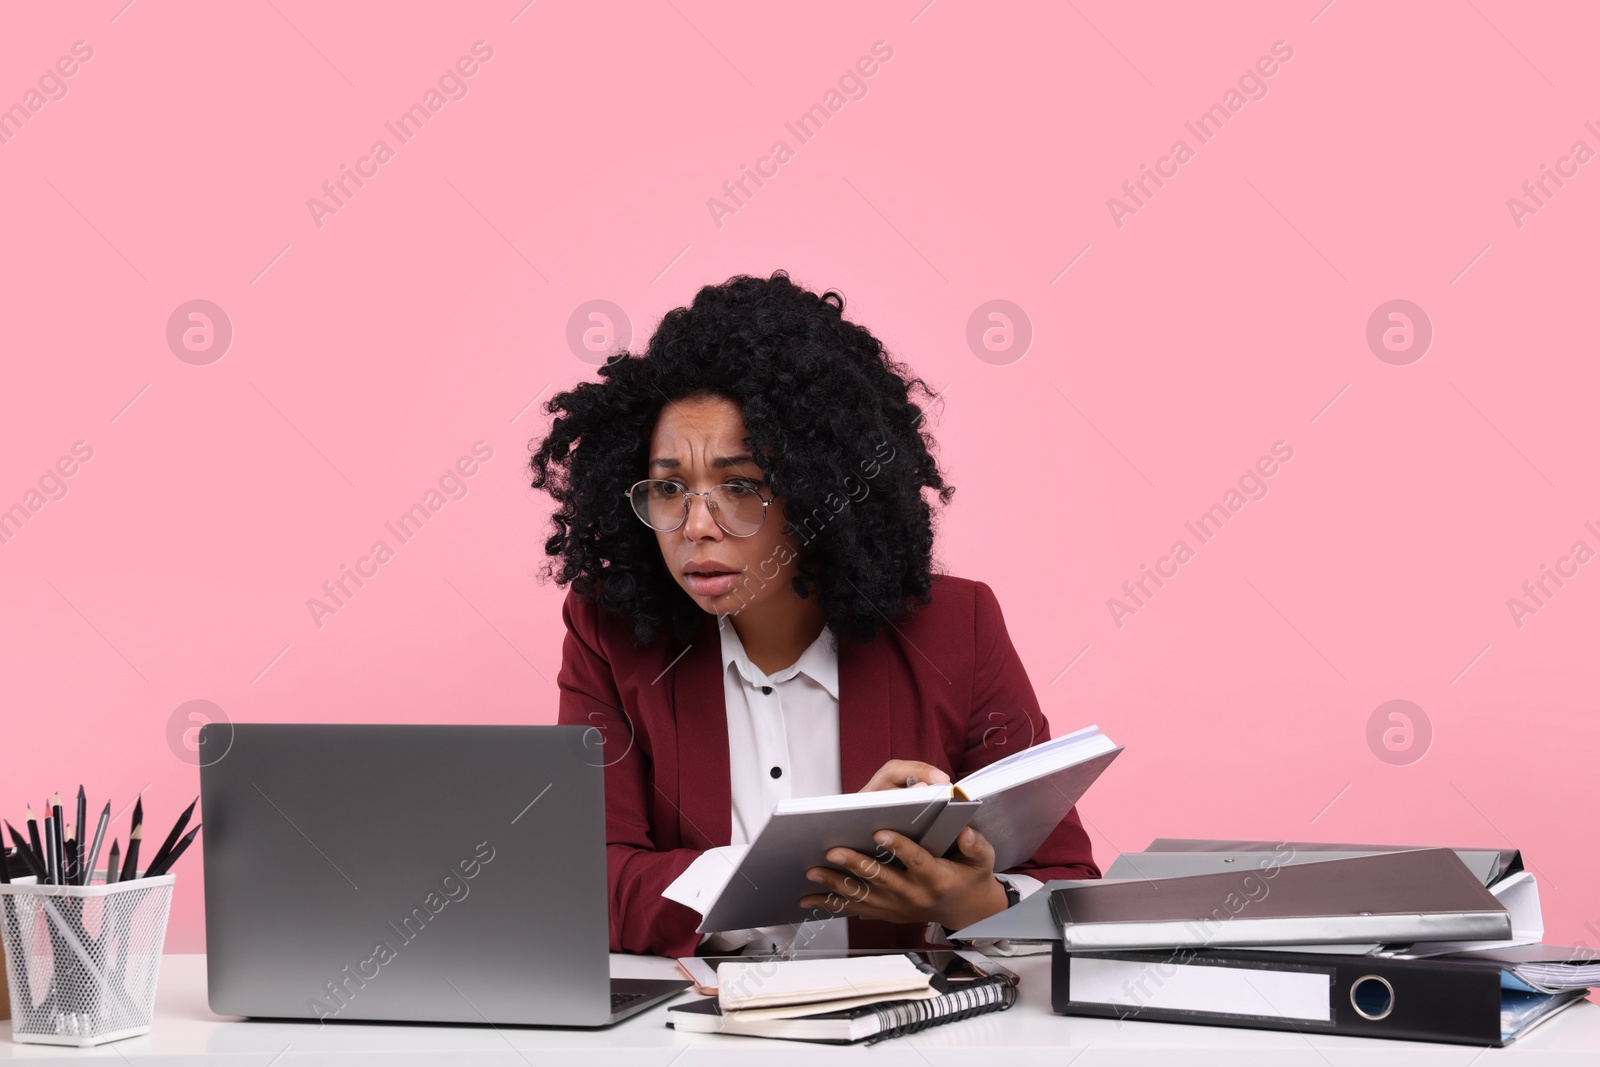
[120,797,143,881]
[25,805,43,876]
[144,824,200,877]
[145,797,197,876]
[6,823,46,881]
[83,802,111,887]
[106,839,120,885]
[73,785,86,883]
[121,824,143,882]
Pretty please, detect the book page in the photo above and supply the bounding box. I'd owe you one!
[956,726,1114,798]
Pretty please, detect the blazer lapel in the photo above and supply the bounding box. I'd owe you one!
[669,615,732,848]
[837,628,893,792]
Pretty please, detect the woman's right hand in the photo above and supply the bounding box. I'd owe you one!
[858,759,952,792]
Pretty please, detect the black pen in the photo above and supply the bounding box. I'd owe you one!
[120,797,143,881]
[105,839,121,885]
[6,823,47,881]
[43,814,58,884]
[146,797,197,876]
[83,802,111,887]
[50,793,64,885]
[144,824,200,877]
[73,785,86,883]
[65,822,77,884]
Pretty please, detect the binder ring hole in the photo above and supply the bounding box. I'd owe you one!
[1350,975,1394,1021]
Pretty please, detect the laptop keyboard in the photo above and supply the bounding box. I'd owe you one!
[611,991,649,1010]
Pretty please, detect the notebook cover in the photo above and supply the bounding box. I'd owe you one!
[915,801,981,860]
[965,747,1122,872]
[699,793,950,932]
[698,743,1121,932]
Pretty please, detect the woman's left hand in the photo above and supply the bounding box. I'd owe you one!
[798,826,1010,931]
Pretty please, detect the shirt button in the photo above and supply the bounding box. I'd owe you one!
[761,685,772,695]
[770,766,783,779]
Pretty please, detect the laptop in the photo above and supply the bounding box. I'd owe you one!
[199,723,688,1026]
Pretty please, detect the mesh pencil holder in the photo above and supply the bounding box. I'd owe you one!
[0,874,175,1047]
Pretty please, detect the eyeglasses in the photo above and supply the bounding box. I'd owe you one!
[623,478,774,537]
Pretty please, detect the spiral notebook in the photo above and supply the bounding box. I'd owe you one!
[667,973,1017,1044]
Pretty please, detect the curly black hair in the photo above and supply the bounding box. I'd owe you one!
[529,270,954,648]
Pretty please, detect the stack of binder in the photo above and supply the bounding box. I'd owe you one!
[952,838,1596,1047]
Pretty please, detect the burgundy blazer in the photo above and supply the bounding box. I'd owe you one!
[555,574,1101,958]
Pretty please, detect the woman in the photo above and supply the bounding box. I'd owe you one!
[530,271,1099,958]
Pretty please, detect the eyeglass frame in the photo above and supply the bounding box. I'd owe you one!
[622,477,776,537]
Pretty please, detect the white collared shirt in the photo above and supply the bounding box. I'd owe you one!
[700,616,1046,956]
[720,615,843,844]
[706,616,850,953]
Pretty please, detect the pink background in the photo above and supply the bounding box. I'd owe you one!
[2,1,1596,958]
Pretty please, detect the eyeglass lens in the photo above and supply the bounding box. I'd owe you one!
[631,480,766,535]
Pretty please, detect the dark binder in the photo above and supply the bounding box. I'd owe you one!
[1046,848,1511,948]
[1051,943,1587,1047]
[1144,838,1524,887]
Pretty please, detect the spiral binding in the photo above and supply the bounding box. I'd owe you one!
[864,975,1018,1045]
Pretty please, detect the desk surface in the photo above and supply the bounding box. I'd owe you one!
[3,953,1596,1064]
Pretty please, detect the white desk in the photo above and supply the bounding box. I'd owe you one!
[3,954,1596,1063]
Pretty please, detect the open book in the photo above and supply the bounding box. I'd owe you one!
[665,724,1122,932]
